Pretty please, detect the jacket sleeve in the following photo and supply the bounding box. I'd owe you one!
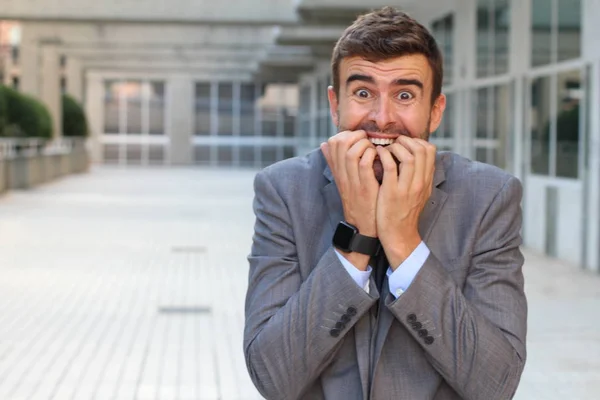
[386,176,527,400]
[243,170,377,400]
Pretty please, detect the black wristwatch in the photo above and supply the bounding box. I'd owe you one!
[332,221,381,256]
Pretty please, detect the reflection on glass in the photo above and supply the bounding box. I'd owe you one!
[240,83,256,137]
[195,83,211,136]
[557,0,581,62]
[530,76,552,175]
[476,0,492,78]
[493,0,510,75]
[493,84,510,140]
[218,83,233,136]
[148,81,165,135]
[432,14,453,85]
[104,80,120,134]
[124,81,142,134]
[531,0,552,66]
[476,88,489,138]
[556,70,581,178]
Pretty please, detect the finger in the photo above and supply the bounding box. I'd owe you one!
[413,139,437,189]
[346,138,375,185]
[330,130,368,185]
[376,145,399,189]
[386,142,415,192]
[358,147,378,185]
[398,136,427,193]
[320,142,331,166]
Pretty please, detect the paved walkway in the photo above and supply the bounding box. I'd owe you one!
[0,166,598,400]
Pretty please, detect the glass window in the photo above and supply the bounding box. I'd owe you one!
[432,14,454,85]
[124,81,143,135]
[104,80,120,134]
[530,76,552,175]
[218,83,233,136]
[194,145,211,165]
[556,70,581,178]
[493,0,510,75]
[240,83,256,137]
[531,0,552,66]
[476,88,489,139]
[532,0,581,66]
[217,146,233,164]
[148,81,165,135]
[477,0,510,78]
[261,146,278,167]
[239,146,256,167]
[195,83,211,136]
[558,0,582,62]
[442,93,454,138]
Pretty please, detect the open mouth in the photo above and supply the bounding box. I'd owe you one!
[369,137,395,146]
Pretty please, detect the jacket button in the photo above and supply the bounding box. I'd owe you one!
[341,314,351,323]
[407,314,417,323]
[411,322,423,330]
[424,336,434,345]
[418,329,428,338]
[330,328,341,338]
[347,307,357,316]
[335,322,346,330]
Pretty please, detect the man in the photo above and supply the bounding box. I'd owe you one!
[244,7,527,400]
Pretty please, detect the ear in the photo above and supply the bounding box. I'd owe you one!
[327,86,339,127]
[428,94,447,134]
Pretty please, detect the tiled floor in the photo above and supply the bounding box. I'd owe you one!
[0,166,598,399]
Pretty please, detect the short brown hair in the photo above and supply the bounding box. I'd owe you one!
[331,7,443,104]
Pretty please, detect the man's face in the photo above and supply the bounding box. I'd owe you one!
[327,54,446,180]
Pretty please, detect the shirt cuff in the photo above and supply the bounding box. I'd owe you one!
[334,249,372,292]
[387,241,430,298]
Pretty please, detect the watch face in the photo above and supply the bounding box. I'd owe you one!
[332,222,356,252]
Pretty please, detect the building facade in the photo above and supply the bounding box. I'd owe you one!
[1,0,599,272]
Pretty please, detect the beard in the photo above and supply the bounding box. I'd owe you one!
[336,117,431,183]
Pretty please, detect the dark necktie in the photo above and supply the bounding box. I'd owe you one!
[372,251,388,295]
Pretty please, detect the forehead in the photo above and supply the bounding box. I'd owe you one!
[340,54,432,86]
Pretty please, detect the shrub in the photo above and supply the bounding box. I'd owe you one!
[62,94,88,137]
[1,85,53,138]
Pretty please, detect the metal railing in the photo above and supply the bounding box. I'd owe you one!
[0,138,87,160]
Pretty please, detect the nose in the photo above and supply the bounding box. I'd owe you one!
[369,95,395,132]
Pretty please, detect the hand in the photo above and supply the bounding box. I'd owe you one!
[375,136,436,269]
[321,131,379,271]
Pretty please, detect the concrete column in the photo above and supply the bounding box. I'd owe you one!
[582,0,600,273]
[85,74,104,164]
[19,23,40,97]
[66,57,84,104]
[40,45,62,139]
[452,0,477,158]
[167,75,193,165]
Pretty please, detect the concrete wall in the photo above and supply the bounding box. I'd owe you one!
[0,145,89,194]
[0,0,297,24]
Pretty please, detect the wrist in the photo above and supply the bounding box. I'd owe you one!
[383,235,422,270]
[338,250,371,272]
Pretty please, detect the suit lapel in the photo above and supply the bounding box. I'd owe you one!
[321,165,345,232]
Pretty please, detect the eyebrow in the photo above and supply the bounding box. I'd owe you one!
[346,74,424,90]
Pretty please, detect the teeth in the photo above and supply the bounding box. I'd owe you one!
[369,138,394,146]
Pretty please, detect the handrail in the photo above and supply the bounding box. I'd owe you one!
[0,137,87,160]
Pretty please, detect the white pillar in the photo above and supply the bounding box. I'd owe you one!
[19,23,40,97]
[167,75,193,165]
[453,0,477,158]
[582,0,600,273]
[40,45,62,139]
[66,57,84,104]
[85,74,104,164]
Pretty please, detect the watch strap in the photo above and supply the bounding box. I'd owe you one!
[351,232,381,256]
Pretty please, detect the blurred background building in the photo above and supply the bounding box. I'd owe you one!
[0,0,598,272]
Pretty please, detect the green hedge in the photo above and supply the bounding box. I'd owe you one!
[62,94,88,137]
[0,85,53,139]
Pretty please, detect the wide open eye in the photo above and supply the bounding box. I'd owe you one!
[397,91,414,101]
[355,89,371,98]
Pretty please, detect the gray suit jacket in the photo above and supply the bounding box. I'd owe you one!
[244,149,527,400]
